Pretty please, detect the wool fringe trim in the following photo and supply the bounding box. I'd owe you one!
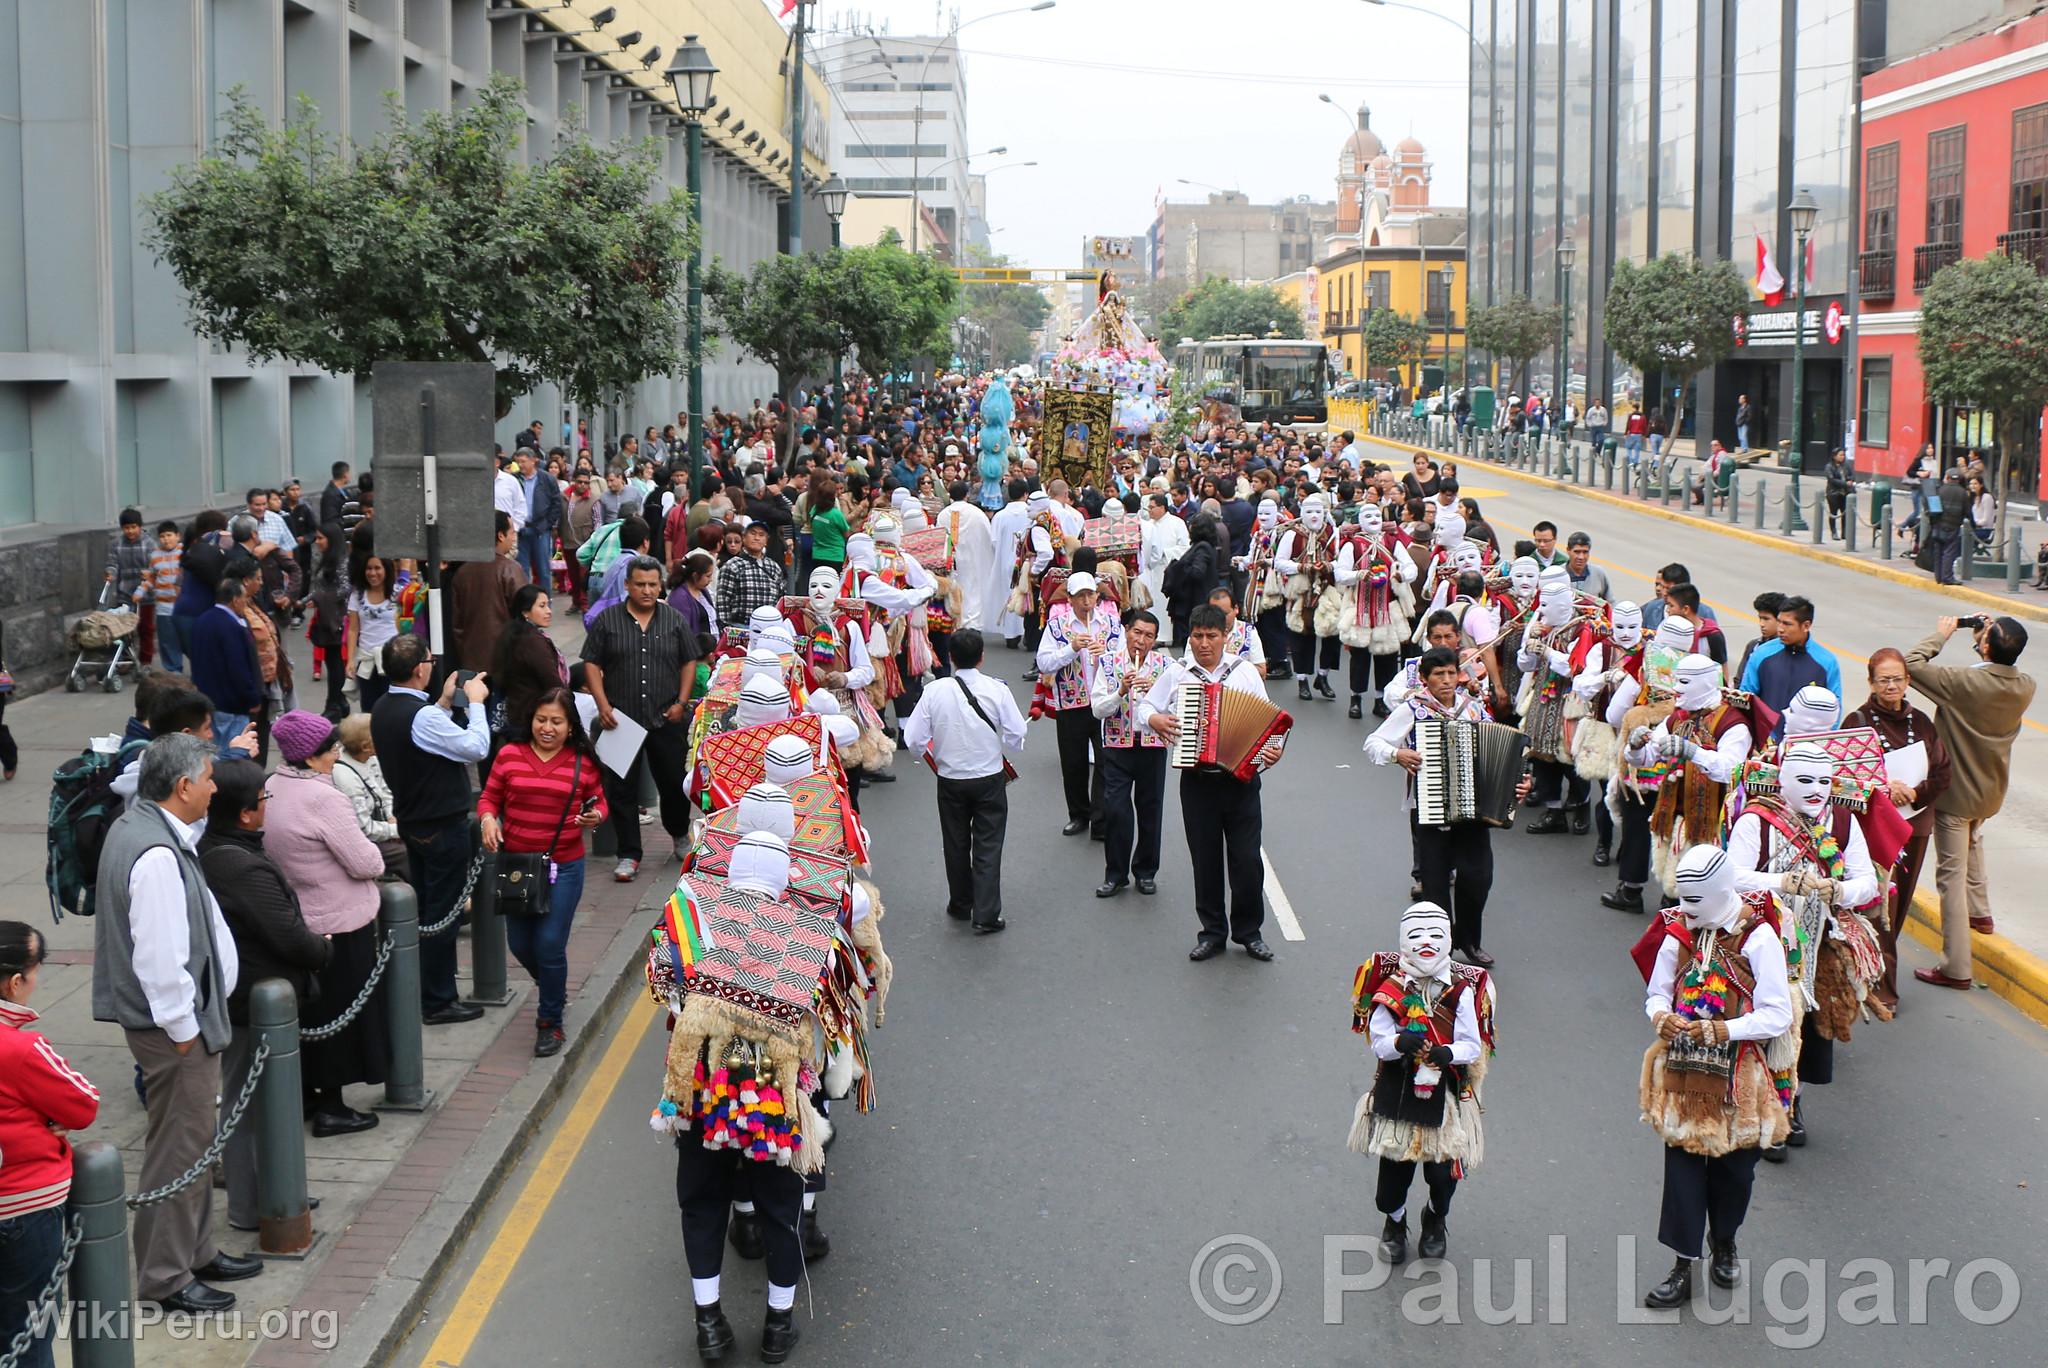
[1347,1090,1487,1168]
[1311,586,1346,639]
[849,877,894,1026]
[1572,719,1620,782]
[1639,1043,1791,1158]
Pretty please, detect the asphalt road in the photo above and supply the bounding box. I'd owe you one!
[401,636,2048,1368]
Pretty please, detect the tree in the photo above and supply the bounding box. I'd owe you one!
[1918,249,2048,544]
[837,231,958,390]
[145,76,694,419]
[959,245,1050,370]
[1464,293,1562,394]
[1158,276,1303,344]
[1602,254,1750,422]
[706,252,847,460]
[1359,310,1432,387]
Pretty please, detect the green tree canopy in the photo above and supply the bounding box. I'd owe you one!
[706,252,847,456]
[838,231,959,385]
[1602,254,1750,403]
[1918,249,2048,540]
[1360,309,1433,385]
[1158,276,1304,344]
[145,76,694,417]
[1464,293,1562,392]
[959,246,1050,370]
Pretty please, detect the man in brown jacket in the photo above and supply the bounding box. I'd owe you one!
[1906,615,2035,988]
[449,511,530,673]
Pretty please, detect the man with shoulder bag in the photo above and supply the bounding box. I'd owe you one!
[904,629,1027,934]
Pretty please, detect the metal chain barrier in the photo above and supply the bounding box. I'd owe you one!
[0,1215,82,1368]
[125,1040,270,1209]
[301,931,396,1043]
[419,849,487,938]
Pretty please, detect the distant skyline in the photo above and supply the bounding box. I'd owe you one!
[804,0,1472,270]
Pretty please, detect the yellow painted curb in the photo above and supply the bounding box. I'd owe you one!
[1365,434,2048,625]
[1901,890,2048,1029]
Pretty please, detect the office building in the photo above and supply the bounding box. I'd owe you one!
[1150,191,1337,287]
[816,27,974,259]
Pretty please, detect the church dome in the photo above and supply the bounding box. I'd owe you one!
[1396,134,1426,155]
[1338,103,1385,177]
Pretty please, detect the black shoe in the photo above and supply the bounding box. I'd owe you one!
[1708,1237,1740,1290]
[864,768,896,783]
[1189,939,1225,962]
[1315,675,1337,700]
[1525,809,1567,835]
[193,1252,263,1283]
[1569,806,1591,835]
[801,1209,830,1261]
[1297,679,1312,701]
[1601,884,1644,913]
[1378,1216,1408,1266]
[1061,818,1089,836]
[1134,877,1157,896]
[761,1306,801,1364]
[973,918,1007,934]
[1410,879,1424,900]
[728,1209,765,1260]
[1760,1142,1788,1164]
[1373,698,1392,718]
[1240,938,1276,962]
[423,1002,484,1025]
[1090,827,1107,842]
[1786,1100,1807,1148]
[1592,842,1612,868]
[1644,1257,1694,1309]
[1095,880,1128,898]
[944,906,971,920]
[156,1281,236,1314]
[1418,1205,1448,1260]
[1022,668,1040,682]
[535,1020,565,1058]
[1347,696,1363,719]
[694,1301,736,1361]
[311,1107,379,1138]
[1464,945,1495,967]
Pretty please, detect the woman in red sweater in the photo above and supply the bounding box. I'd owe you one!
[480,687,607,1057]
[1,922,101,1368]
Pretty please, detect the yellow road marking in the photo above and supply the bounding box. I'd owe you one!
[418,1000,658,1366]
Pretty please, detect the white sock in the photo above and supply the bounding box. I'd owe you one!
[801,1191,817,1212]
[767,1282,796,1312]
[693,1276,721,1307]
[734,1201,755,1214]
[1296,672,1310,682]
[1388,1204,1406,1223]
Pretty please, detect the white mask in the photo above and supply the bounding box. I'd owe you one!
[1302,497,1329,531]
[1610,601,1644,650]
[763,734,816,786]
[1434,511,1467,549]
[1453,543,1484,575]
[1398,902,1455,982]
[808,567,838,613]
[734,678,788,727]
[1779,741,1836,820]
[1256,500,1280,531]
[1674,846,1742,931]
[735,782,796,843]
[1675,654,1723,711]
[1782,685,1841,738]
[726,830,793,900]
[1358,505,1384,537]
[870,513,902,547]
[845,534,877,572]
[1537,567,1574,627]
[1508,557,1541,601]
[746,604,784,648]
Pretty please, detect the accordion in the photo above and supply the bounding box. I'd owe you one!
[1413,717,1528,827]
[1169,682,1293,781]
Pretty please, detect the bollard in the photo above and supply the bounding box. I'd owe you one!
[249,979,314,1256]
[68,1141,136,1368]
[1812,492,1826,545]
[1846,508,1859,552]
[1760,481,1773,530]
[1779,489,1794,535]
[378,882,431,1112]
[1961,534,1976,581]
[1661,466,1676,507]
[469,834,511,1006]
[1726,472,1740,524]
[1879,515,1893,561]
[2009,531,2026,590]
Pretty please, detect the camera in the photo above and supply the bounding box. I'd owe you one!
[1957,615,1988,631]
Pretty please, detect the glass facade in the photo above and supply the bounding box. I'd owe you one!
[1529,3,1559,332]
[1494,0,1518,300]
[1611,0,1654,408]
[1470,1,1493,308]
[1792,0,1854,297]
[1656,0,1697,255]
[1728,0,1782,268]
[1561,0,1595,394]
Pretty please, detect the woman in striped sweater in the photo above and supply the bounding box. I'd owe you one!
[480,687,608,1057]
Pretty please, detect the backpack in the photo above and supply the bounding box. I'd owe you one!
[46,738,148,920]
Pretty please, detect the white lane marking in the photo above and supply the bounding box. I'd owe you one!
[1261,847,1306,942]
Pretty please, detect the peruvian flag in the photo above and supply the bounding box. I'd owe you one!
[780,0,799,14]
[1755,234,1785,305]
[1798,235,1816,293]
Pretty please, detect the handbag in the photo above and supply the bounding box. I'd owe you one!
[495,753,582,918]
[0,668,13,695]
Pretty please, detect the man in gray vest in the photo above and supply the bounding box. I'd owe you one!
[92,732,262,1312]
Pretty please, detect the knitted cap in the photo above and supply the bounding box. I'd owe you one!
[273,709,338,765]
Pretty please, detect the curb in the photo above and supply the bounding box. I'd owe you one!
[1364,433,2048,625]
[311,882,663,1368]
[1901,891,2048,1028]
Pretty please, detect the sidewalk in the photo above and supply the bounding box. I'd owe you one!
[1363,428,2048,1028]
[11,622,672,1368]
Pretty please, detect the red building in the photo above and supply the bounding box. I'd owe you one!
[1856,11,2048,500]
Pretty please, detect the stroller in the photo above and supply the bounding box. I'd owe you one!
[65,580,139,693]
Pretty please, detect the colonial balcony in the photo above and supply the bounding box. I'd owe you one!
[1912,240,1961,292]
[1998,227,2048,274]
[1857,249,1894,301]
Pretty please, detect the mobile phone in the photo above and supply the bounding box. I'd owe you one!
[580,794,602,816]
[1956,615,1988,631]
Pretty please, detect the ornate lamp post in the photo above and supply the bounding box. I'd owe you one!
[666,36,717,498]
[822,174,849,395]
[1787,186,1820,531]
[1557,233,1576,427]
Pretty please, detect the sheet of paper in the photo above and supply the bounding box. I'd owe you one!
[1883,739,1928,791]
[576,692,647,778]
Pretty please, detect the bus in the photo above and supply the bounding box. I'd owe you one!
[1169,337,1332,430]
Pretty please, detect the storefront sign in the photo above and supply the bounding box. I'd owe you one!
[1734,301,1849,348]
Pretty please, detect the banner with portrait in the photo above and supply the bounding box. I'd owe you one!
[1040,386,1114,494]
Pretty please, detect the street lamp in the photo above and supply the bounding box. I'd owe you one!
[666,34,717,496]
[1787,186,1820,531]
[823,174,848,395]
[1557,232,1575,421]
[910,3,1055,255]
[1439,261,1458,391]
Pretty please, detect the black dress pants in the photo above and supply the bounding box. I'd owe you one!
[1591,778,1614,845]
[600,717,693,863]
[402,813,476,1015]
[1615,787,1655,888]
[1289,629,1340,676]
[935,772,1008,926]
[675,1134,805,1288]
[1529,756,1589,809]
[1181,768,1264,945]
[1376,1156,1459,1217]
[1024,605,1044,653]
[1658,1145,1762,1257]
[894,643,926,722]
[1053,705,1101,824]
[1100,743,1167,883]
[1349,648,1400,698]
[1254,606,1290,670]
[1414,820,1493,951]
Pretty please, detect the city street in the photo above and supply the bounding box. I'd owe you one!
[402,629,2048,1365]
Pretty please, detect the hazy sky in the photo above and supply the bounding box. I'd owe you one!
[806,0,1473,268]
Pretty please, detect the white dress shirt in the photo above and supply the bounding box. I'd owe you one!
[389,685,492,763]
[903,667,1027,780]
[1645,923,1793,1042]
[1625,714,1753,784]
[494,468,529,534]
[128,806,239,1043]
[1132,654,1284,764]
[1724,809,1879,909]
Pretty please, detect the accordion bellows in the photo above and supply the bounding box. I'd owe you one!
[1169,682,1292,781]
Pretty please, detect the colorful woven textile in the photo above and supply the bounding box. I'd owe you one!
[697,714,829,809]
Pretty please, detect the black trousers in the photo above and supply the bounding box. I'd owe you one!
[1289,630,1340,677]
[1798,1014,1833,1086]
[1100,743,1167,883]
[1254,605,1290,669]
[601,717,693,863]
[1414,820,1493,951]
[1169,608,1192,647]
[1053,705,1102,825]
[929,628,953,679]
[675,1135,805,1289]
[1591,778,1614,845]
[1349,648,1400,698]
[1024,605,1044,652]
[1376,1156,1459,1217]
[402,813,476,1015]
[1529,756,1589,809]
[936,772,1008,926]
[1615,786,1655,888]
[894,643,926,723]
[1658,1144,1762,1258]
[1181,768,1264,945]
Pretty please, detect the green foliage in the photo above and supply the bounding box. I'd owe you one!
[959,246,1049,370]
[1359,309,1432,381]
[144,76,695,417]
[1158,276,1304,344]
[1464,293,1562,388]
[705,253,847,407]
[1601,253,1750,387]
[1918,249,2048,538]
[838,232,959,381]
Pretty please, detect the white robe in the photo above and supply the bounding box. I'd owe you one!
[938,501,994,631]
[1138,512,1190,640]
[985,499,1032,638]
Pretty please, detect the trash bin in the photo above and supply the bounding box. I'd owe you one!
[1868,479,1892,525]
[1468,387,1496,429]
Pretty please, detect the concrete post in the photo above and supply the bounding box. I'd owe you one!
[1727,472,1741,524]
[1811,492,1825,544]
[1879,516,1893,562]
[1961,534,1976,581]
[249,978,312,1255]
[68,1141,135,1367]
[469,838,511,1007]
[2009,531,2025,591]
[1846,505,1858,552]
[378,882,430,1112]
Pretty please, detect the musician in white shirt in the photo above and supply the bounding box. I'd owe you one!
[1134,604,1285,964]
[1365,647,1528,968]
[903,629,1027,934]
[1037,572,1123,838]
